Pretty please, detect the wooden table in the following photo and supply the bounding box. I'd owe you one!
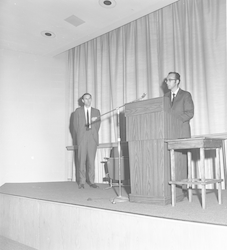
[166,137,224,209]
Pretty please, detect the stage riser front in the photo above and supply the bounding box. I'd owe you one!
[1,194,227,250]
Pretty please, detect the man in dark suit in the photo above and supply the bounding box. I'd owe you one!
[71,93,101,189]
[164,72,194,138]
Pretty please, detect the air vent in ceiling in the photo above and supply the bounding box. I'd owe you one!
[65,15,85,27]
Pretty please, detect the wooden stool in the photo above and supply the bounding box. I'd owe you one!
[166,137,223,209]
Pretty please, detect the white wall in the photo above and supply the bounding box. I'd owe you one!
[0,49,68,186]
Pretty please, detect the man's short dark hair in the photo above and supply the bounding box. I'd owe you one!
[168,72,181,83]
[82,93,92,99]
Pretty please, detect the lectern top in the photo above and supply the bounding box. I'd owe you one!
[125,97,169,117]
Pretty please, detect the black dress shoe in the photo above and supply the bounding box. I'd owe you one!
[90,183,99,188]
[78,184,85,189]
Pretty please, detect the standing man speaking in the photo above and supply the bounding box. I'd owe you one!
[165,72,194,138]
[71,93,101,189]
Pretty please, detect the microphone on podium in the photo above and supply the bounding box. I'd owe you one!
[140,93,146,99]
[132,93,146,102]
[92,93,147,122]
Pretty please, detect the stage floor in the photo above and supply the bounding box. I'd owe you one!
[0,181,227,226]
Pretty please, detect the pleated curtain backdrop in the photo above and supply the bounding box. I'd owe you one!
[67,0,226,149]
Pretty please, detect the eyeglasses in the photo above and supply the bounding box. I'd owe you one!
[165,78,176,83]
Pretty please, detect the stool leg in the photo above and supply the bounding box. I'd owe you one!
[170,149,176,206]
[216,148,222,205]
[200,148,206,209]
[187,151,192,202]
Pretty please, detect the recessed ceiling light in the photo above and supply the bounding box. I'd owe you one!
[41,31,56,38]
[104,1,112,5]
[99,0,117,8]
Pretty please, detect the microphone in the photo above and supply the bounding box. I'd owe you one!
[133,93,146,102]
[91,93,147,122]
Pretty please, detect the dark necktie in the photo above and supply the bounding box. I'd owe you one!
[86,110,89,128]
[171,93,175,106]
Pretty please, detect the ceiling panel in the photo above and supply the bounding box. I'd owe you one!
[0,0,178,56]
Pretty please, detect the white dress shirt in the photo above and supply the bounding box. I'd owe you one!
[84,107,91,128]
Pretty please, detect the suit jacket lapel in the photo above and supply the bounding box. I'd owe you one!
[172,88,182,105]
[166,91,171,104]
[81,107,86,125]
[175,88,182,100]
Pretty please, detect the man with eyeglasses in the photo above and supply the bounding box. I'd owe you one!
[165,72,194,138]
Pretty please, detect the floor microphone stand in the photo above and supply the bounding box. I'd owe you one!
[112,107,129,203]
[95,103,128,202]
[111,94,146,203]
[95,94,146,204]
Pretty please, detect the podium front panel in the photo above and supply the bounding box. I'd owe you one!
[125,97,186,205]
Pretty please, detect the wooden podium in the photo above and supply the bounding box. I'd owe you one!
[125,97,186,205]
